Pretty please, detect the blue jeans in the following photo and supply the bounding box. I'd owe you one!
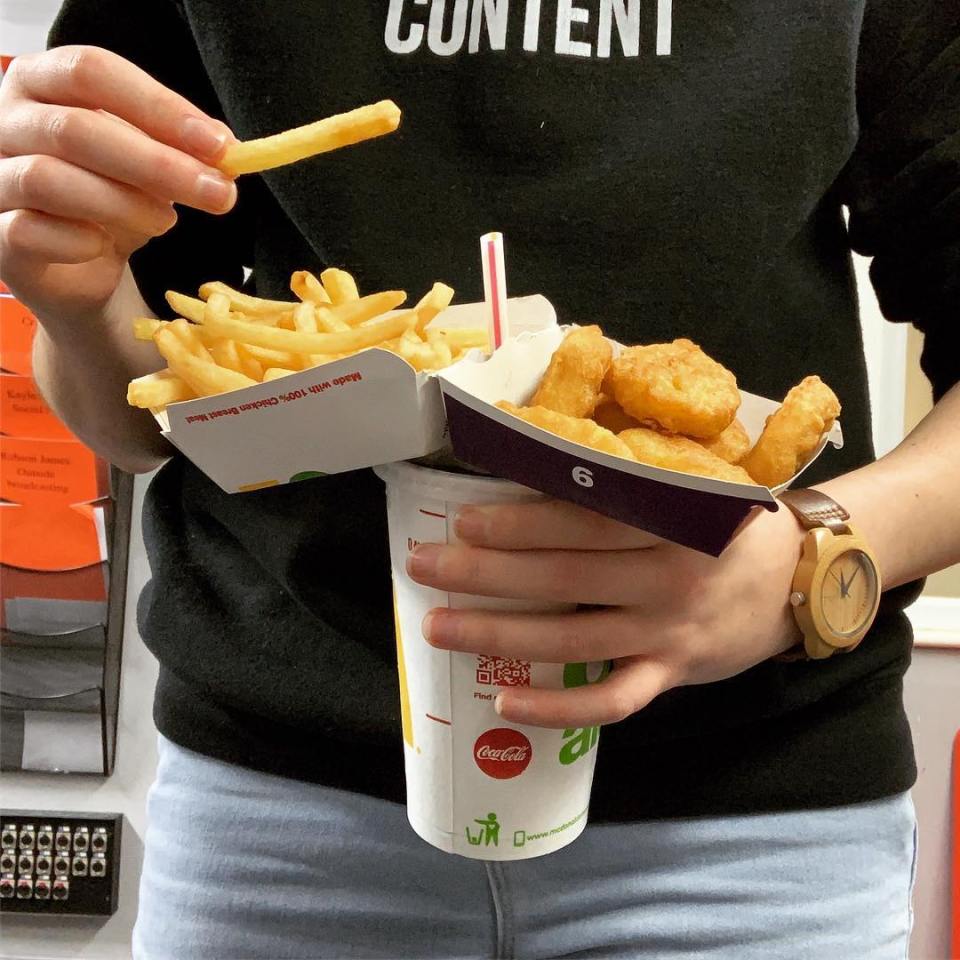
[133,735,917,960]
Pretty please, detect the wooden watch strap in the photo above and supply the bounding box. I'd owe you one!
[779,489,851,535]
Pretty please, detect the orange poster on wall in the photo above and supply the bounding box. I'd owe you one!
[0,295,36,376]
[0,436,109,505]
[0,373,75,440]
[0,501,110,571]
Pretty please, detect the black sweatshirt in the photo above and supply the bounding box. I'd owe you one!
[51,0,960,819]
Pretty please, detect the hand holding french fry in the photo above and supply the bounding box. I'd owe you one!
[0,46,238,324]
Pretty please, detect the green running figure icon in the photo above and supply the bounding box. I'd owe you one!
[465,812,500,846]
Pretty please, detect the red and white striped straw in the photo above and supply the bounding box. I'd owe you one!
[480,232,508,351]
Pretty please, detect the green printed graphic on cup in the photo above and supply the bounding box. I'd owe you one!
[559,661,610,765]
[465,812,500,846]
[289,470,326,483]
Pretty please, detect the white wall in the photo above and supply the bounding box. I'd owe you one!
[1,475,159,960]
[856,252,959,959]
[905,650,960,960]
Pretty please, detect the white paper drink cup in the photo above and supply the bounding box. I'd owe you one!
[375,460,606,860]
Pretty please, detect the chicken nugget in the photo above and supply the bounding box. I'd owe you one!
[619,428,757,484]
[497,402,636,461]
[531,325,612,418]
[610,338,740,439]
[696,418,751,464]
[592,394,642,434]
[740,376,840,487]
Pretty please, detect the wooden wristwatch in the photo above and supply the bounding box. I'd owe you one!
[778,489,882,660]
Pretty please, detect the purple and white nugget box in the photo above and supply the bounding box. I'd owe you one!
[437,326,843,556]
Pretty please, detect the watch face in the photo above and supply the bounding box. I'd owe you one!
[819,549,880,639]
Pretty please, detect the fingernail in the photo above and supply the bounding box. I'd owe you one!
[195,172,236,212]
[454,506,488,543]
[422,609,455,645]
[494,693,506,716]
[181,116,228,159]
[407,543,441,581]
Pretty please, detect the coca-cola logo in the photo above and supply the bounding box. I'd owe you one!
[474,728,533,779]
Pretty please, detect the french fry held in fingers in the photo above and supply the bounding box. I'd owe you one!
[218,100,402,177]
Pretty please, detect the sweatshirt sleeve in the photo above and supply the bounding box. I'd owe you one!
[48,0,254,318]
[840,1,960,401]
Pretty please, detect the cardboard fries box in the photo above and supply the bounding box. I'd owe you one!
[437,326,843,556]
[152,296,556,493]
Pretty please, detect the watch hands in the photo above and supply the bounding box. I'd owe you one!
[838,569,848,598]
[845,565,861,594]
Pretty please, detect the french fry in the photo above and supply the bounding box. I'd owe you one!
[198,281,297,317]
[133,318,162,341]
[165,291,206,323]
[292,301,318,333]
[169,318,215,363]
[431,327,489,350]
[195,307,412,355]
[396,330,440,371]
[240,357,265,380]
[238,343,303,370]
[262,367,296,382]
[316,313,351,333]
[425,331,453,369]
[131,267,466,408]
[317,289,405,328]
[127,369,197,408]
[412,282,454,334]
[208,339,245,374]
[295,297,350,333]
[291,271,332,305]
[204,292,231,321]
[321,268,360,304]
[154,328,258,396]
[219,100,402,177]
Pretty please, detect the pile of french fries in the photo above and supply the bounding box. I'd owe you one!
[127,269,489,413]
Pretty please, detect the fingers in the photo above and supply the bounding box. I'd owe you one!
[7,46,233,162]
[495,658,673,728]
[1,102,236,213]
[1,154,178,236]
[423,606,651,662]
[407,543,674,605]
[454,499,662,551]
[0,209,107,266]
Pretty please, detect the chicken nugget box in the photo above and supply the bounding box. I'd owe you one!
[437,326,843,556]
[153,296,557,493]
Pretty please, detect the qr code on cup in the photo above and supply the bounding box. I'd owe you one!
[476,655,531,687]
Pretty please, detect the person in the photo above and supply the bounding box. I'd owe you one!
[1,2,958,957]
